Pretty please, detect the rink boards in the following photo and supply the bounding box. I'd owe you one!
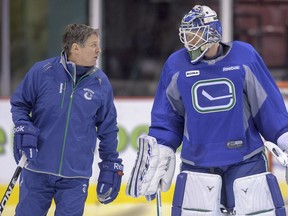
[0,97,288,210]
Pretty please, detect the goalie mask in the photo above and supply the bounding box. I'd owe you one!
[179,5,222,64]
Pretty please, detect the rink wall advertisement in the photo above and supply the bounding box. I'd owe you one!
[0,97,288,205]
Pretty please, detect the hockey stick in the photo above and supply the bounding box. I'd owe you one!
[156,188,162,216]
[264,141,288,184]
[0,154,27,215]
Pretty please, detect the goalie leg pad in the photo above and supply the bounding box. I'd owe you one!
[172,171,222,216]
[233,172,286,216]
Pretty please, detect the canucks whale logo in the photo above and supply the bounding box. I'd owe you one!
[83,88,94,100]
[192,78,236,113]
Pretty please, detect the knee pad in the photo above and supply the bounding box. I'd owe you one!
[172,171,222,216]
[233,172,286,216]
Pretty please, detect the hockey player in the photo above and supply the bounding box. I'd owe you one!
[11,24,123,216]
[126,5,288,215]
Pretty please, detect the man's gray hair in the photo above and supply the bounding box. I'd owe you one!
[62,24,99,55]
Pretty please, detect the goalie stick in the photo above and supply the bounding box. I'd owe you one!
[0,154,27,215]
[156,188,162,216]
[264,141,288,184]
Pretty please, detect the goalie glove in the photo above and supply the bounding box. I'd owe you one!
[126,135,176,200]
[277,132,288,153]
[274,133,288,184]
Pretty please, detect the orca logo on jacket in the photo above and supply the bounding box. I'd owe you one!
[83,88,94,100]
[82,184,87,193]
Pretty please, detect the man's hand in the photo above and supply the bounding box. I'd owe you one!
[97,159,124,204]
[13,125,39,163]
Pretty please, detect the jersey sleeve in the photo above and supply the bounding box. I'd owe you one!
[245,49,288,143]
[148,61,184,151]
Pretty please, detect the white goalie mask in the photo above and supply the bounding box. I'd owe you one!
[179,5,222,64]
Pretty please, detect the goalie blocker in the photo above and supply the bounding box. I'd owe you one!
[126,135,176,200]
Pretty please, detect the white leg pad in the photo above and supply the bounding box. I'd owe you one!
[172,171,222,216]
[233,172,285,216]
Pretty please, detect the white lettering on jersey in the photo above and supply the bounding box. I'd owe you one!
[186,70,200,77]
[223,66,240,72]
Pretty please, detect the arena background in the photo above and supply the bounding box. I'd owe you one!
[1,0,288,215]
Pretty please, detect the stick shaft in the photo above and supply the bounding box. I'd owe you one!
[0,154,27,215]
[156,189,162,216]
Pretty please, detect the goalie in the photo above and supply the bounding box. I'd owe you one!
[126,5,288,215]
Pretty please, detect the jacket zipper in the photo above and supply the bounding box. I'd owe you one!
[58,74,90,175]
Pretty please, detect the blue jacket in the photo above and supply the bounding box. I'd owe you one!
[149,41,288,167]
[11,52,119,178]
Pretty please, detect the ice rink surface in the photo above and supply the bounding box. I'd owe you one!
[2,203,288,216]
[1,203,171,216]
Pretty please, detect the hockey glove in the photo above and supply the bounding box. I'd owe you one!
[13,125,40,163]
[277,132,288,152]
[97,158,124,204]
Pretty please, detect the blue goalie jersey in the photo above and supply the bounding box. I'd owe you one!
[149,41,288,167]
